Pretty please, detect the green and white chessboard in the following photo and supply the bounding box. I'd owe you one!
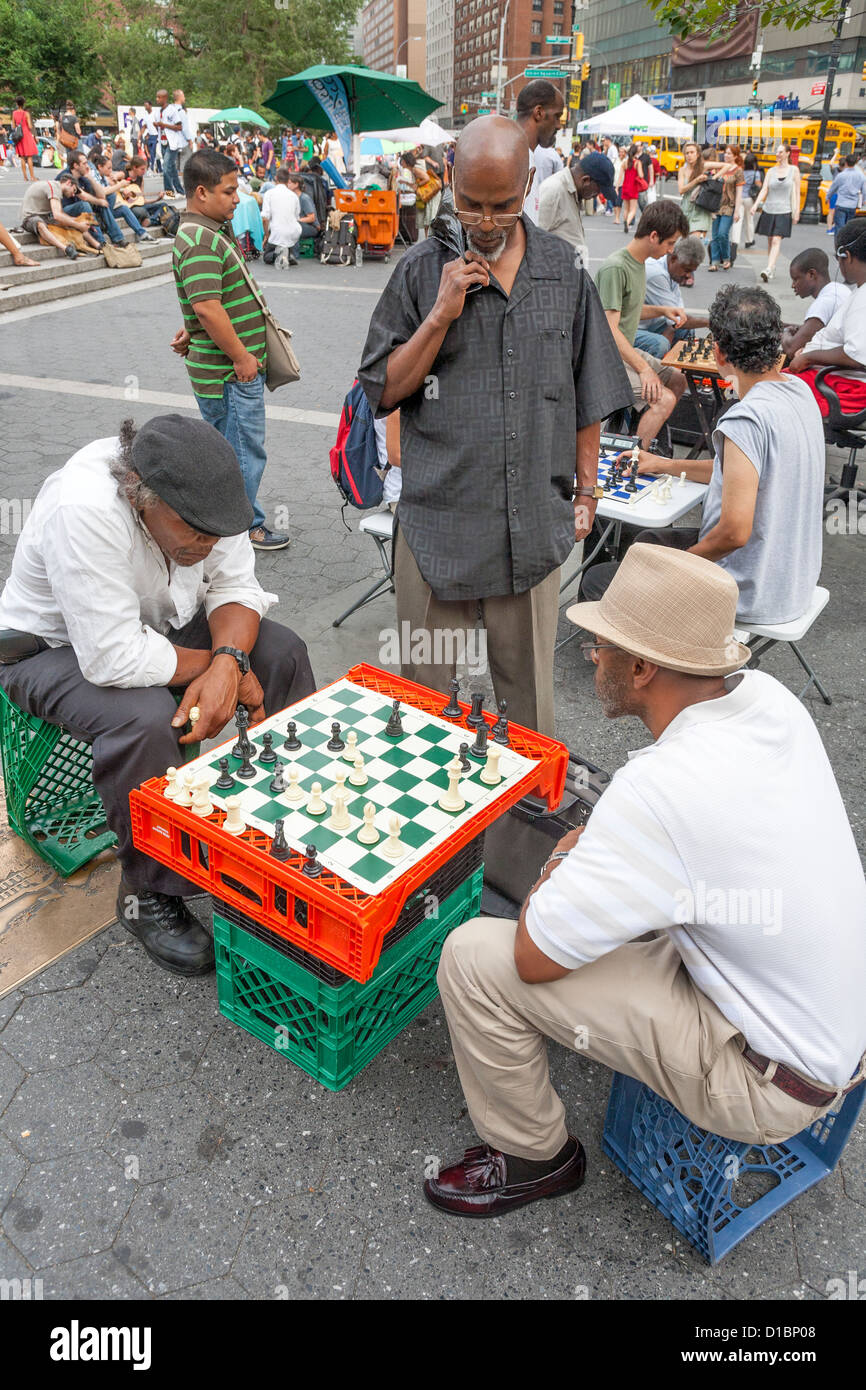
[179,679,539,895]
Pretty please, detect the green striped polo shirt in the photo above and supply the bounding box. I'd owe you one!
[173,215,267,399]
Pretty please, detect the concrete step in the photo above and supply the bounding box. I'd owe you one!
[0,237,170,288]
[0,250,173,313]
[0,223,171,269]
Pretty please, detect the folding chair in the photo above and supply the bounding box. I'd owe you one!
[332,511,395,628]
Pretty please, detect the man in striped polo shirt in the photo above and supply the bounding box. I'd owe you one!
[170,148,288,550]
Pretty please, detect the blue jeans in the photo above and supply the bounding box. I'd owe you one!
[834,207,855,228]
[146,135,158,170]
[709,212,733,264]
[61,199,104,243]
[163,147,184,195]
[107,192,145,237]
[196,374,267,531]
[634,327,673,358]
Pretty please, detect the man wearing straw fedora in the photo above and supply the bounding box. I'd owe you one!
[425,546,866,1218]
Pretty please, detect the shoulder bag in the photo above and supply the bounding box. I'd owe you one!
[695,177,724,212]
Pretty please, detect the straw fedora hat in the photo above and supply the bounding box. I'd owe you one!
[567,544,751,676]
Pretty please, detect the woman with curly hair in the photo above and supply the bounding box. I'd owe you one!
[580,285,825,625]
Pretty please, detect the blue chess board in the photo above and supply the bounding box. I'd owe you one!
[597,451,655,504]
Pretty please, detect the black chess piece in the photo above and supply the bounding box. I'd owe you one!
[259,731,277,765]
[441,677,462,720]
[326,721,345,751]
[469,723,489,760]
[384,700,404,738]
[491,700,510,746]
[466,692,485,728]
[215,757,235,791]
[458,742,471,772]
[624,462,639,494]
[270,818,291,862]
[302,843,323,877]
[232,705,250,759]
[269,760,286,795]
[283,720,301,751]
[236,747,256,780]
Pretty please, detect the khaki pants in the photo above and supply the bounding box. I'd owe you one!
[437,917,837,1158]
[394,526,560,737]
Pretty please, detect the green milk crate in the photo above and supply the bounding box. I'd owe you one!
[213,865,484,1090]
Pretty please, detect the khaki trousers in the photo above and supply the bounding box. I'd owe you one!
[437,917,836,1158]
[394,527,560,737]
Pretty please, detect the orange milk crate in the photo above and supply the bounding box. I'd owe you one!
[130,664,567,982]
[334,188,398,251]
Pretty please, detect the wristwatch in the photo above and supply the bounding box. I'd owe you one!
[543,850,571,872]
[212,645,250,676]
[574,485,604,500]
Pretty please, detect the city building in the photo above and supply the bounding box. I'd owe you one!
[426,0,456,120]
[452,0,576,127]
[360,0,427,86]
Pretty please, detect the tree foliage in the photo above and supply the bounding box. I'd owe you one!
[646,0,846,41]
[0,0,105,111]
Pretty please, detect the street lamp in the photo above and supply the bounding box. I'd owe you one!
[395,34,423,79]
[801,1,848,224]
[495,0,512,115]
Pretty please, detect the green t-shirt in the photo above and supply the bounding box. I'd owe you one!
[303,137,314,160]
[595,247,645,348]
[172,218,267,399]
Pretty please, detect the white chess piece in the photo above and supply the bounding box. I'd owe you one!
[342,731,359,764]
[191,774,213,817]
[357,802,379,844]
[328,766,347,803]
[678,470,687,488]
[328,789,351,831]
[349,754,367,788]
[631,444,640,468]
[381,812,405,860]
[223,796,246,835]
[480,744,502,787]
[189,706,200,728]
[306,782,327,815]
[164,767,179,800]
[175,768,194,807]
[438,756,466,812]
[283,765,304,803]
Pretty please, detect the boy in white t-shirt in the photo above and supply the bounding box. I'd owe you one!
[782,246,851,359]
[261,167,301,269]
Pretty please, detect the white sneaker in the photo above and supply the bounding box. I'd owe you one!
[760,268,774,282]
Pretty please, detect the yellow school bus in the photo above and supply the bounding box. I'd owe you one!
[632,134,685,175]
[715,118,858,209]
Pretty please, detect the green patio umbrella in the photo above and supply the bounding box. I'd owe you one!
[209,106,271,130]
[263,65,441,136]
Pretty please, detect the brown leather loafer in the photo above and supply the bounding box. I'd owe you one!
[424,1138,586,1218]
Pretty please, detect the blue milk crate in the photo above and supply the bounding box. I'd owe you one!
[602,1072,865,1264]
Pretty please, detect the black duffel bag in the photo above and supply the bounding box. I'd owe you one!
[694,177,724,212]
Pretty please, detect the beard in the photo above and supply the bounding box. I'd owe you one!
[594,662,634,719]
[465,227,509,263]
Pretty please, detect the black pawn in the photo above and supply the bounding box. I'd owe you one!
[458,742,471,773]
[259,731,277,765]
[385,699,403,738]
[283,720,301,751]
[469,723,488,760]
[269,760,286,795]
[302,843,323,878]
[270,818,290,862]
[466,692,485,728]
[326,721,345,751]
[491,700,510,746]
[441,677,462,719]
[215,757,235,790]
[236,747,256,780]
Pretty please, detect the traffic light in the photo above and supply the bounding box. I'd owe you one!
[573,31,585,61]
[861,60,866,79]
[582,62,591,80]
[751,76,759,102]
[460,103,469,113]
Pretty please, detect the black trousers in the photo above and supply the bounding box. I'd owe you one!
[579,527,698,602]
[0,609,315,896]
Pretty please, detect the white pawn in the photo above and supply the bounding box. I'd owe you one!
[480,743,502,787]
[191,773,213,816]
[329,789,351,831]
[678,470,687,488]
[164,767,179,800]
[342,731,359,764]
[175,768,194,807]
[349,753,367,787]
[283,765,304,803]
[328,765,348,803]
[223,796,246,835]
[381,812,405,860]
[357,802,379,844]
[438,756,465,812]
[306,782,327,815]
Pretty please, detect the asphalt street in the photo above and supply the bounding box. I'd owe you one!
[0,162,864,1301]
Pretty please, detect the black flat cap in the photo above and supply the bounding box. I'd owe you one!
[130,414,254,536]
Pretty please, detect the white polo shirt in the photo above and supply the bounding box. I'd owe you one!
[0,437,276,689]
[526,671,866,1087]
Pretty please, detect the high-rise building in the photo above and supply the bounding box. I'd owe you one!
[452,0,575,126]
[361,0,427,86]
[427,0,456,122]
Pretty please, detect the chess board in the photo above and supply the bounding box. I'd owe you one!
[662,338,722,373]
[177,679,539,896]
[597,451,656,504]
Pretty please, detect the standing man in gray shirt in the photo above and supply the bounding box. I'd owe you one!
[581,285,824,626]
[359,116,630,735]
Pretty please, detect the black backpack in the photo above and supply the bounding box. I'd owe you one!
[320,211,357,266]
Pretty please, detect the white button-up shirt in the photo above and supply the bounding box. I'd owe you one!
[0,436,276,689]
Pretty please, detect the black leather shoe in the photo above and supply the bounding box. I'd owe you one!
[424,1137,586,1218]
[116,879,214,975]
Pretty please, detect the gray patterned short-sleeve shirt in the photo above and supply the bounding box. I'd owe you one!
[359,209,631,600]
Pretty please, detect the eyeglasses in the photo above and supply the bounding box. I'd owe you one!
[453,174,532,228]
[580,642,620,663]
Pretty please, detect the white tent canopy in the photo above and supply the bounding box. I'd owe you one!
[576,94,694,140]
[360,117,455,146]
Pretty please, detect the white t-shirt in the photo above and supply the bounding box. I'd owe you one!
[526,671,866,1088]
[139,111,157,138]
[525,144,564,223]
[261,185,301,247]
[163,103,187,151]
[809,281,850,327]
[804,280,866,380]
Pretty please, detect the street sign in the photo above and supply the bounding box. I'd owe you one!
[569,81,582,111]
[811,82,827,96]
[524,68,570,78]
[546,36,572,44]
[481,91,496,101]
[478,108,492,115]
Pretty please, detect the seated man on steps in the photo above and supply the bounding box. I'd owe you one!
[0,415,315,977]
[19,172,102,258]
[425,546,866,1219]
